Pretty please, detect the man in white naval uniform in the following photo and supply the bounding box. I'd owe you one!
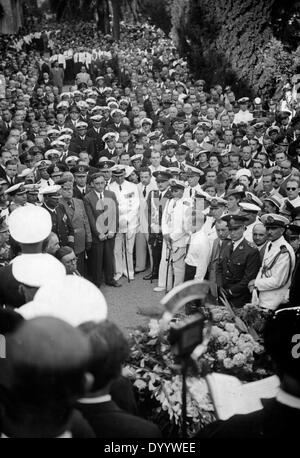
[154,179,192,292]
[253,214,295,310]
[239,202,261,244]
[109,166,139,281]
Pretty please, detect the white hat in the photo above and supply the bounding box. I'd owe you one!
[65,155,79,164]
[12,253,66,287]
[239,202,261,213]
[125,165,135,178]
[76,100,89,109]
[46,128,60,136]
[131,153,143,162]
[102,132,119,142]
[57,134,72,142]
[254,97,262,105]
[111,108,124,117]
[44,149,62,159]
[107,101,119,109]
[86,98,96,105]
[57,101,69,109]
[235,168,252,180]
[17,168,34,179]
[76,121,88,129]
[51,140,66,147]
[60,128,74,135]
[18,276,108,326]
[90,114,103,122]
[169,179,186,189]
[91,106,102,112]
[8,205,52,243]
[5,182,26,196]
[141,117,153,125]
[39,185,61,195]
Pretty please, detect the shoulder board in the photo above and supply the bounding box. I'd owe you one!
[246,240,257,249]
[182,200,191,206]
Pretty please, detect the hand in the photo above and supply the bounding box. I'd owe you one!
[248,280,255,293]
[99,234,106,241]
[107,232,115,239]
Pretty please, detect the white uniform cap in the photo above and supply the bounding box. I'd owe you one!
[76,121,88,128]
[65,155,79,164]
[86,98,96,105]
[57,134,72,142]
[91,106,102,112]
[239,202,261,213]
[125,166,135,178]
[235,168,252,180]
[12,253,66,287]
[90,114,103,121]
[47,128,60,136]
[57,101,69,108]
[39,185,61,195]
[18,276,107,326]
[77,101,89,109]
[44,149,62,159]
[111,108,124,117]
[51,140,66,147]
[140,117,153,125]
[102,132,119,142]
[60,128,74,135]
[8,205,52,243]
[17,168,35,178]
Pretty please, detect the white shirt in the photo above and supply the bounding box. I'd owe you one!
[185,228,211,280]
[232,236,244,251]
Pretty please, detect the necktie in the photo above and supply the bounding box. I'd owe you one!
[81,188,85,195]
[253,180,259,189]
[268,243,272,252]
[190,188,193,197]
[143,186,146,198]
[100,192,103,200]
[159,192,162,200]
[119,185,122,191]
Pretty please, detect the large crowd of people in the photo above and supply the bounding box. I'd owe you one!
[0,15,300,438]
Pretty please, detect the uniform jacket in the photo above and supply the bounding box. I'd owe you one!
[137,181,157,233]
[42,204,74,247]
[217,238,261,307]
[147,188,172,235]
[162,197,193,248]
[254,236,295,310]
[84,189,118,240]
[87,127,106,155]
[208,237,230,297]
[59,198,92,254]
[108,180,139,233]
[73,184,92,201]
[69,135,96,160]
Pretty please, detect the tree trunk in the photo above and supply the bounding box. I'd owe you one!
[111,0,120,41]
[0,0,23,34]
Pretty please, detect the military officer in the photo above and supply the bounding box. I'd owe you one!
[108,165,139,281]
[40,185,75,248]
[71,164,91,200]
[253,214,295,310]
[155,179,192,292]
[145,170,172,281]
[239,202,261,244]
[217,214,261,307]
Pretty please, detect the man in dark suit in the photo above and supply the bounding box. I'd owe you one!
[71,163,91,200]
[87,115,106,157]
[207,218,230,299]
[84,172,120,287]
[77,320,161,438]
[216,214,261,307]
[198,307,300,438]
[69,122,96,163]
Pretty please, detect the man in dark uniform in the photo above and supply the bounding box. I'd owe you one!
[84,172,120,288]
[40,185,74,248]
[144,170,172,281]
[72,164,91,200]
[198,307,300,438]
[216,214,261,307]
[69,122,96,163]
[87,114,106,157]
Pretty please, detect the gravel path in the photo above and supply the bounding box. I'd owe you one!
[101,268,166,336]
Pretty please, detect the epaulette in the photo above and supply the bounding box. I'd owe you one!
[183,200,191,206]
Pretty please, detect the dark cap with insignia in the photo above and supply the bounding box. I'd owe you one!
[98,157,115,170]
[152,170,172,182]
[261,213,289,228]
[225,186,245,200]
[221,214,248,229]
[71,164,89,175]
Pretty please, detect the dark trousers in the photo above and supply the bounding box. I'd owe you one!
[184,263,196,282]
[88,238,115,287]
[76,251,86,277]
[150,242,162,275]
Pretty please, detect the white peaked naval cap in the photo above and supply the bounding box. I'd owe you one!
[18,276,108,326]
[8,205,52,243]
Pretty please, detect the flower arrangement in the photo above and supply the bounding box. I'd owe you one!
[126,307,272,437]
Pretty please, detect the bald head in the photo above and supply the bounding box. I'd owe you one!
[253,223,267,247]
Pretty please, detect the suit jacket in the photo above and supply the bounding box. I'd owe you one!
[87,127,106,155]
[59,198,92,254]
[208,238,230,297]
[0,264,31,308]
[77,400,161,438]
[73,184,92,201]
[84,189,118,240]
[197,398,300,438]
[217,238,261,307]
